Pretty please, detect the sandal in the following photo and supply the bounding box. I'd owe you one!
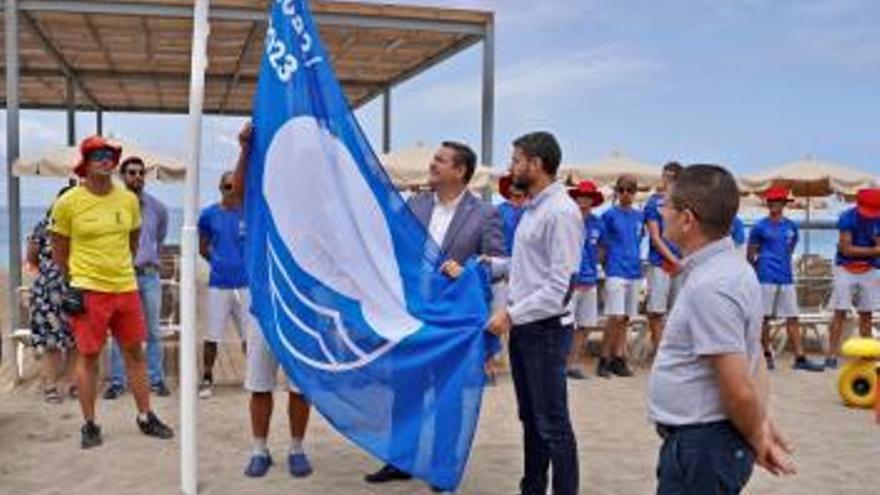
[43,387,63,405]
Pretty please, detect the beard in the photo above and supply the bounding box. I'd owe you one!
[512,172,530,190]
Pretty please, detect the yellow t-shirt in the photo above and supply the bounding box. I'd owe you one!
[50,184,141,293]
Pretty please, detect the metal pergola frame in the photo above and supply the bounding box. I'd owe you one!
[3,0,496,334]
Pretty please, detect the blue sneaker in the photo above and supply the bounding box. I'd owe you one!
[288,452,313,478]
[244,453,273,478]
[793,356,825,372]
[825,356,839,370]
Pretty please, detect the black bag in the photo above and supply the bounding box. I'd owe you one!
[61,287,86,315]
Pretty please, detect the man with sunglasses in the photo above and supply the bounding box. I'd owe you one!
[51,136,174,449]
[747,187,824,372]
[644,162,684,351]
[598,175,644,378]
[104,157,170,400]
[197,171,250,399]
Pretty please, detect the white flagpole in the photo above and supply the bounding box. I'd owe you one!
[181,1,210,493]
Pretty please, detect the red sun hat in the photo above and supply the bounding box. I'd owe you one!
[73,135,122,178]
[568,180,605,207]
[856,188,880,218]
[764,186,793,203]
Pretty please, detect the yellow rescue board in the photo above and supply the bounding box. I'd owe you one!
[841,338,880,358]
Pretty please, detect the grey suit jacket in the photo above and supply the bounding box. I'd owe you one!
[408,191,505,264]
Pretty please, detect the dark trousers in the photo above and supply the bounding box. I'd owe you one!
[509,317,579,495]
[656,420,755,495]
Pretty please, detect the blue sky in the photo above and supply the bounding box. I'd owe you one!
[1,0,878,209]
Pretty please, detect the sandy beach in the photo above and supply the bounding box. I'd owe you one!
[1,353,877,494]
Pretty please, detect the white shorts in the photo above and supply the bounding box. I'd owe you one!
[646,266,680,315]
[761,284,799,319]
[205,287,251,343]
[572,286,599,328]
[245,321,300,394]
[830,266,878,313]
[604,277,641,318]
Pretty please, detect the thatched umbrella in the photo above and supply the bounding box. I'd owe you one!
[559,151,661,190]
[378,143,494,191]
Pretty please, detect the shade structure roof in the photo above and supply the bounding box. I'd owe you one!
[740,157,877,197]
[0,0,492,114]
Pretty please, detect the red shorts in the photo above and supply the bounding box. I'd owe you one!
[69,291,146,356]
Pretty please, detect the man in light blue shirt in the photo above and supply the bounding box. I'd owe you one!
[105,157,170,399]
[486,131,581,495]
[649,164,795,494]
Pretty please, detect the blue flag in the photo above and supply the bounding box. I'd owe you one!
[245,1,496,490]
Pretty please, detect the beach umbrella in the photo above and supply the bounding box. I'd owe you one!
[12,139,187,182]
[740,156,876,197]
[378,143,494,190]
[560,151,661,190]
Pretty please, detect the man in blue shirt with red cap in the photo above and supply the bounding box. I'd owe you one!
[747,186,823,372]
[825,188,880,368]
[567,180,605,379]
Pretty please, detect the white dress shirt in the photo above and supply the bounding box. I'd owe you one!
[428,190,465,246]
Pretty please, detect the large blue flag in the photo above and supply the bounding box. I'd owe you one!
[245,1,496,490]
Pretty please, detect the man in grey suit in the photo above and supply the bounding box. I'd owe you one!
[365,141,504,490]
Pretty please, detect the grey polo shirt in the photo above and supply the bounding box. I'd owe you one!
[507,182,584,326]
[648,237,763,426]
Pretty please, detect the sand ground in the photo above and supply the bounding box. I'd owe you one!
[1,360,877,495]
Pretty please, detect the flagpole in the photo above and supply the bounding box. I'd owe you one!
[181,0,210,493]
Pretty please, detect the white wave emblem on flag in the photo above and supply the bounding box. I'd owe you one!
[262,116,422,371]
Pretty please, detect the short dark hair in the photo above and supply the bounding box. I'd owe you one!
[663,161,683,176]
[616,174,638,190]
[441,141,477,184]
[220,171,235,186]
[119,156,145,175]
[668,164,739,239]
[513,131,562,176]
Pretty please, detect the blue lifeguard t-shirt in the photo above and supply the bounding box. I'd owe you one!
[835,207,880,268]
[576,214,605,286]
[601,206,644,280]
[748,216,798,285]
[643,193,681,266]
[730,216,746,247]
[497,201,524,257]
[198,203,248,288]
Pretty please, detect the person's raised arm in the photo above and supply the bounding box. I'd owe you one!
[233,121,253,197]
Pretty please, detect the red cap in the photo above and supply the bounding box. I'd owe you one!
[568,180,605,207]
[856,188,880,218]
[764,186,793,203]
[73,135,122,178]
[498,174,514,200]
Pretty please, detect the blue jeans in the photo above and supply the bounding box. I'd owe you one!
[509,317,579,495]
[109,273,164,387]
[656,421,755,495]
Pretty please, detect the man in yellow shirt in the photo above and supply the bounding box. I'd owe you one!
[51,135,173,449]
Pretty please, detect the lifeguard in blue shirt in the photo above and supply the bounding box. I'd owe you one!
[496,174,527,256]
[747,186,823,372]
[598,174,643,379]
[826,188,880,368]
[566,180,605,380]
[643,162,683,353]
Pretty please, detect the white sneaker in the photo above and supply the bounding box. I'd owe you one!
[198,379,213,399]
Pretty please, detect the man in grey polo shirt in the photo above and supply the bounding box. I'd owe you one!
[648,164,796,495]
[487,131,582,495]
[105,156,170,399]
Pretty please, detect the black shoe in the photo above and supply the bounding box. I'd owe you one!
[610,357,634,377]
[793,356,825,372]
[596,357,612,378]
[102,384,125,400]
[151,381,171,397]
[765,352,776,371]
[364,464,412,483]
[137,411,174,440]
[81,421,103,449]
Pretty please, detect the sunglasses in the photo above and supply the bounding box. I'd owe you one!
[88,149,116,162]
[125,169,145,177]
[616,186,637,194]
[220,183,234,191]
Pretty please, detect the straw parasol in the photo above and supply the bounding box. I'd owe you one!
[12,139,186,182]
[378,143,494,190]
[559,151,661,190]
[740,156,876,197]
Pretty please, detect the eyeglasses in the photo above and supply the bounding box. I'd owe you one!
[88,149,115,162]
[125,169,145,177]
[616,186,637,194]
